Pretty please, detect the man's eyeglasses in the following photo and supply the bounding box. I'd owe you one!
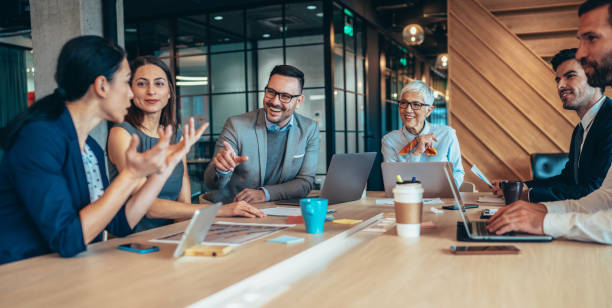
[264,86,301,104]
[398,100,428,110]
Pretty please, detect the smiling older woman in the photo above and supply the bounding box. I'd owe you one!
[381,80,464,187]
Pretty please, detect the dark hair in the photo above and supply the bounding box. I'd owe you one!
[125,56,177,134]
[551,48,578,71]
[551,48,606,93]
[1,35,125,149]
[579,0,612,27]
[269,65,305,92]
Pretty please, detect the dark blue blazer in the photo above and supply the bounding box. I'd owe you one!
[526,97,612,202]
[0,107,132,264]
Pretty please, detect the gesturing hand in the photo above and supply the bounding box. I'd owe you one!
[213,141,248,172]
[164,117,209,170]
[486,200,548,235]
[413,133,438,156]
[124,126,172,179]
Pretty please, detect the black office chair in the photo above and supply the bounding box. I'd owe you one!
[530,153,569,180]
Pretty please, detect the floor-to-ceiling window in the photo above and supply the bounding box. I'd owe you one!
[332,4,366,155]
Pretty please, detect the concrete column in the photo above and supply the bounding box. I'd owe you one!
[30,0,124,151]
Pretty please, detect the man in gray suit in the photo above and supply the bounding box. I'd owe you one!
[204,65,319,204]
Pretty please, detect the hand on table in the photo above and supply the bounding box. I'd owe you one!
[486,200,548,235]
[234,188,266,204]
[218,201,266,218]
[213,141,248,172]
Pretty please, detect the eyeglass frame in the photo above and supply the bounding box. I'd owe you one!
[264,86,302,104]
[398,100,430,110]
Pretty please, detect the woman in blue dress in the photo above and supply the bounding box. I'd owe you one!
[0,36,206,264]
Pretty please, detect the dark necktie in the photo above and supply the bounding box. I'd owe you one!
[572,123,584,184]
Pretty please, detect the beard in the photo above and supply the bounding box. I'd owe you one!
[581,53,612,88]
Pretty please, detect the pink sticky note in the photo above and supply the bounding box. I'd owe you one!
[287,216,304,224]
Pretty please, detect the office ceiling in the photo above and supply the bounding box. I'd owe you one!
[0,0,447,59]
[373,0,447,59]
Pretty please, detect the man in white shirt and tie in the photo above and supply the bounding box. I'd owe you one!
[487,0,612,244]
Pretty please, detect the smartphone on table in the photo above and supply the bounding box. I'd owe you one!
[450,245,519,255]
[442,204,479,210]
[117,243,159,254]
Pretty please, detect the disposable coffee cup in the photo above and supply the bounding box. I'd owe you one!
[393,182,424,238]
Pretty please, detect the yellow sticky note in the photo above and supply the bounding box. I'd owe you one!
[332,219,363,225]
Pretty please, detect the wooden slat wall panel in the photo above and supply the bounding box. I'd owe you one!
[495,6,579,34]
[480,0,581,12]
[451,55,560,153]
[520,33,579,58]
[448,0,579,191]
[453,120,519,192]
[449,18,574,150]
[450,91,531,179]
[450,0,580,125]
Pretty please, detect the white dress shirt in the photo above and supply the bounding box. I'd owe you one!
[542,164,612,244]
[579,96,605,153]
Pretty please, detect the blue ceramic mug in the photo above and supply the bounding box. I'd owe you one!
[300,198,328,234]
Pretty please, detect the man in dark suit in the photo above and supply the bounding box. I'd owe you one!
[493,48,612,202]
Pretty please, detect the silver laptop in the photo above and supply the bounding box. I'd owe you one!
[276,152,377,205]
[443,165,552,242]
[382,161,454,198]
[173,202,222,258]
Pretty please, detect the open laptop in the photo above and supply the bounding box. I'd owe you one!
[443,165,552,242]
[173,202,222,258]
[276,152,377,206]
[382,162,454,198]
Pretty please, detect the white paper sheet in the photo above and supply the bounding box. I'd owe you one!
[471,164,493,188]
[261,207,303,217]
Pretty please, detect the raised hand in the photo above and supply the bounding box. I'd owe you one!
[163,117,209,170]
[212,141,248,172]
[124,125,172,178]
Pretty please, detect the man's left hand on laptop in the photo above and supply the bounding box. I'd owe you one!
[486,201,548,235]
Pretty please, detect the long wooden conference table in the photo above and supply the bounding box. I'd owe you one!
[1,192,611,307]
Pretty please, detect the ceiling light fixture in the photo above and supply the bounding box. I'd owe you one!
[435,53,449,70]
[402,24,424,46]
[306,5,317,10]
[213,16,223,21]
[262,34,271,38]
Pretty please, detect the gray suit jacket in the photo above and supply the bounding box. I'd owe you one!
[204,109,319,204]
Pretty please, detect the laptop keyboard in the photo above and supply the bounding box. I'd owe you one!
[471,221,516,236]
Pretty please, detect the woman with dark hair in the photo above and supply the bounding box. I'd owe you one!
[0,36,206,264]
[107,56,264,232]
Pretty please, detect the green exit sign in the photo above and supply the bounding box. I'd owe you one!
[344,24,353,36]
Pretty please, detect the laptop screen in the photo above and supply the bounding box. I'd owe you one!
[443,164,472,237]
